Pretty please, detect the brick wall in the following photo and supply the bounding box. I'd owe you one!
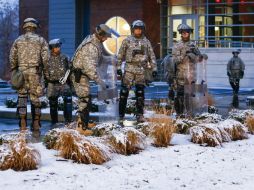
[19,0,49,40]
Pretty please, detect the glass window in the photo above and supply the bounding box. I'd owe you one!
[103,16,131,55]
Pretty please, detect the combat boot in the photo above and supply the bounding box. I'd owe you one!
[76,109,93,136]
[19,114,27,131]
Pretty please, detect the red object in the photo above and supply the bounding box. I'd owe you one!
[215,0,221,2]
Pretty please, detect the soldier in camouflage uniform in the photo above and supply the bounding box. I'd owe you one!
[227,49,245,95]
[117,20,157,123]
[46,39,72,124]
[72,24,112,130]
[172,24,202,116]
[9,18,49,131]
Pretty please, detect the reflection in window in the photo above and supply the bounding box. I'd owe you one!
[103,16,131,55]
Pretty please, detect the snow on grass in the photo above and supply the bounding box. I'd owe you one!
[1,134,254,189]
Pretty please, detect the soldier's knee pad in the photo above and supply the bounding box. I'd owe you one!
[120,86,129,99]
[17,94,28,115]
[135,85,145,98]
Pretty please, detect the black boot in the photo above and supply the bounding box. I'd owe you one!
[49,97,58,124]
[119,85,129,121]
[77,108,89,130]
[135,85,145,123]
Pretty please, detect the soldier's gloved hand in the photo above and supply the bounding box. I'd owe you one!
[187,53,196,62]
[117,69,122,77]
[152,71,157,78]
[227,72,231,77]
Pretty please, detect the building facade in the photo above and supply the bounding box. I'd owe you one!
[19,0,254,88]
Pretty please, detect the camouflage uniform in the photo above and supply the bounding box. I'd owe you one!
[172,40,199,115]
[117,34,157,121]
[9,22,49,130]
[72,34,106,128]
[227,50,245,94]
[47,53,72,123]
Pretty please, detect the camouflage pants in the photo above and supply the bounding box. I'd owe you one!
[122,63,145,88]
[72,76,90,112]
[47,83,71,98]
[17,70,43,115]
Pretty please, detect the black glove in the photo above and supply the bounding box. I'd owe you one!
[187,53,196,62]
[227,72,231,77]
[117,69,122,77]
[152,71,157,78]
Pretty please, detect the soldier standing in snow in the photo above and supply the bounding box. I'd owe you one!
[10,18,49,131]
[117,20,157,123]
[227,49,245,95]
[46,39,72,124]
[72,24,113,131]
[172,23,202,116]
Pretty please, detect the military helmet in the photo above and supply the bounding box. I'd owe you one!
[23,18,40,29]
[95,24,112,38]
[232,49,241,54]
[49,38,62,50]
[131,20,146,31]
[177,23,193,34]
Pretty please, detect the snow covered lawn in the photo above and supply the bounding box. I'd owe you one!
[1,134,254,190]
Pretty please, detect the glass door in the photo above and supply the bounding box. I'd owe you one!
[170,15,198,47]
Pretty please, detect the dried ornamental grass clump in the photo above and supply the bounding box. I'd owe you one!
[54,130,110,165]
[148,117,176,147]
[107,127,146,155]
[0,134,41,171]
[245,116,254,134]
[218,119,248,141]
[190,124,223,147]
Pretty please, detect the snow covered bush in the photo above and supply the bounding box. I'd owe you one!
[175,119,197,134]
[195,113,222,124]
[136,122,151,136]
[228,109,254,124]
[208,106,218,114]
[190,124,223,147]
[245,116,254,134]
[107,127,146,155]
[43,129,60,149]
[5,98,17,108]
[148,117,175,147]
[92,123,122,137]
[190,119,248,147]
[0,133,40,171]
[218,119,248,141]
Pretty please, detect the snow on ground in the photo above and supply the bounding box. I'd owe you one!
[1,134,254,190]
